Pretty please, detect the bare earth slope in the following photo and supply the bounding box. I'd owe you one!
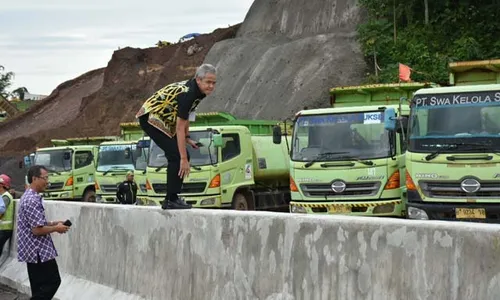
[0,26,239,190]
[197,0,367,119]
[0,25,239,155]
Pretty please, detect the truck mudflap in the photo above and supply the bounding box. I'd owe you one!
[289,198,404,216]
[407,202,500,223]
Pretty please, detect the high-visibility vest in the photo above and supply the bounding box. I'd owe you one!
[0,192,14,231]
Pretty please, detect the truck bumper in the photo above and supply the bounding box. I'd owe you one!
[148,195,225,208]
[136,195,157,206]
[182,195,225,208]
[407,201,500,223]
[96,194,118,204]
[43,191,73,200]
[407,190,500,222]
[289,198,404,217]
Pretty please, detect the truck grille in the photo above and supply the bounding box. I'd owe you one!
[300,182,380,198]
[100,184,118,193]
[152,182,207,194]
[47,182,64,191]
[420,180,500,198]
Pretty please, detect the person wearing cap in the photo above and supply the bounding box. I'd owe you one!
[0,174,14,258]
[116,171,138,205]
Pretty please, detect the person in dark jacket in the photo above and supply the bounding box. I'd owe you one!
[116,171,138,205]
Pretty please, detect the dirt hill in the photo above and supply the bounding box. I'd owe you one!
[0,0,369,191]
[0,25,239,190]
[0,25,239,154]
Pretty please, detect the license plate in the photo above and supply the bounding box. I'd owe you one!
[455,208,486,219]
[329,205,351,214]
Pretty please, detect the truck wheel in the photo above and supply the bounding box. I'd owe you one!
[232,193,252,210]
[83,190,96,202]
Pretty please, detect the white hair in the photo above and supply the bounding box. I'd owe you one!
[195,64,217,79]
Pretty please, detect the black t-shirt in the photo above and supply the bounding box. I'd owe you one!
[135,78,206,137]
[177,78,206,120]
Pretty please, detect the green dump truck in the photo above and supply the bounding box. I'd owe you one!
[385,59,500,222]
[146,112,291,210]
[274,83,435,216]
[94,122,150,204]
[34,136,117,201]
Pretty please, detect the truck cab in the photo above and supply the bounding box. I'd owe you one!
[94,141,138,203]
[145,112,291,210]
[386,59,500,222]
[279,83,436,216]
[94,123,150,204]
[34,136,116,201]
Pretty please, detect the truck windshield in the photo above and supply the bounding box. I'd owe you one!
[35,150,72,172]
[292,111,391,161]
[408,90,500,153]
[148,131,218,167]
[97,144,136,172]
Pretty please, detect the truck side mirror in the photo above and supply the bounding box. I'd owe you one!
[213,134,223,147]
[384,108,397,131]
[137,140,150,148]
[396,116,409,134]
[273,125,282,144]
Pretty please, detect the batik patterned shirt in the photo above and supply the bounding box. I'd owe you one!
[136,78,206,137]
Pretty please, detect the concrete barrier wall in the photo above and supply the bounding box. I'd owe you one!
[1,201,500,300]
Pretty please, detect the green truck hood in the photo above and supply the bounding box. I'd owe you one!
[407,152,500,203]
[46,172,72,190]
[291,160,394,200]
[183,168,215,194]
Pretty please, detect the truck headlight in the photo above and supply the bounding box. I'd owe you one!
[96,195,103,203]
[60,192,69,198]
[290,205,307,213]
[407,207,429,220]
[200,197,216,205]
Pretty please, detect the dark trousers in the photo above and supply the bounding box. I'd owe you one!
[27,258,61,300]
[139,114,188,202]
[0,230,12,259]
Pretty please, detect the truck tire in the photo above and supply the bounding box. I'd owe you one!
[82,190,96,202]
[232,192,254,210]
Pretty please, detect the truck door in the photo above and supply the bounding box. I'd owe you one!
[73,150,95,199]
[217,131,252,204]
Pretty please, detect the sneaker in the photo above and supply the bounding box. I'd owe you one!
[165,197,192,209]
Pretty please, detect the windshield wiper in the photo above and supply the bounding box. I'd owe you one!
[327,155,374,166]
[46,168,61,175]
[424,142,496,161]
[103,166,129,176]
[156,163,202,172]
[155,163,168,172]
[304,152,349,168]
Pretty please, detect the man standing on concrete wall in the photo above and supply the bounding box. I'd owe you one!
[136,64,217,210]
[0,174,14,259]
[17,165,70,299]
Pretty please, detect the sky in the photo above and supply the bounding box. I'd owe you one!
[0,0,254,95]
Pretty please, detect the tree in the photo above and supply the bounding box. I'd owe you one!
[12,87,29,100]
[0,65,14,98]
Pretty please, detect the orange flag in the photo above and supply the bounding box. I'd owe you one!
[399,63,412,82]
